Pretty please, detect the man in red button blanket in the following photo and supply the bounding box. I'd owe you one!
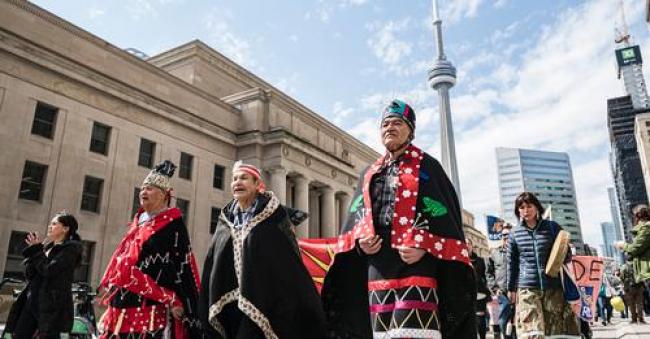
[99,160,202,339]
[322,100,476,339]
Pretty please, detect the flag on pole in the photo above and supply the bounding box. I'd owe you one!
[486,215,504,241]
[543,204,553,221]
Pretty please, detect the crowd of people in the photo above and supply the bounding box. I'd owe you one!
[2,99,650,339]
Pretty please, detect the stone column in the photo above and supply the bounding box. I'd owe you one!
[339,193,352,232]
[293,176,310,239]
[309,190,320,238]
[321,187,336,238]
[269,167,287,204]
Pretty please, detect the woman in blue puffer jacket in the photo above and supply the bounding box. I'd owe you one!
[506,192,580,338]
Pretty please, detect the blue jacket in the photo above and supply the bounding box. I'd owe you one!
[506,219,570,292]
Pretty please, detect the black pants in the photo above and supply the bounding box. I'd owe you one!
[13,306,60,339]
[626,284,646,322]
[476,314,487,339]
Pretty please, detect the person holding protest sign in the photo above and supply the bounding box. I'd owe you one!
[615,204,650,324]
[507,192,580,338]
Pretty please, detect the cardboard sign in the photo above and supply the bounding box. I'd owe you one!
[568,256,604,320]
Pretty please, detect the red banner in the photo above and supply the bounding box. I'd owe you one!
[298,238,337,293]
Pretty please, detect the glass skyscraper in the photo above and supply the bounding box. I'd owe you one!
[496,147,584,246]
[600,221,624,264]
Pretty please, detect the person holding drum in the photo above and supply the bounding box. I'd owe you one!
[506,192,580,338]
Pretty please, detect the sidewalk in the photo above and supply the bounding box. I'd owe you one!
[591,316,650,339]
[485,315,650,339]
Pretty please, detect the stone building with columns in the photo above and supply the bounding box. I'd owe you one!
[0,1,485,288]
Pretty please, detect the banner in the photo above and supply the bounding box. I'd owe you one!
[486,215,504,241]
[568,256,604,321]
[298,238,337,293]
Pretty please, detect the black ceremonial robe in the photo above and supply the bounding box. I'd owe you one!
[100,207,203,339]
[199,192,327,339]
[322,145,476,339]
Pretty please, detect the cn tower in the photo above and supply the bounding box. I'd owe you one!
[428,0,462,205]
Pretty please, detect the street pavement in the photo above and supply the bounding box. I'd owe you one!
[590,315,650,339]
[485,315,650,339]
[2,316,650,338]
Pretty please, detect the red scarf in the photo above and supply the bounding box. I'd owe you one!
[336,145,470,265]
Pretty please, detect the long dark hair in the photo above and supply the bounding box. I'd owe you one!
[513,192,545,220]
[54,211,81,241]
[633,204,650,224]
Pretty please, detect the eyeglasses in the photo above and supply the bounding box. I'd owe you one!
[501,233,510,238]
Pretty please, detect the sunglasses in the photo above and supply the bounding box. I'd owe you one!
[501,233,510,238]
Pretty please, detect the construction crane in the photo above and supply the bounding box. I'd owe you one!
[614,0,631,46]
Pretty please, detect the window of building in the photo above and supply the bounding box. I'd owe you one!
[179,152,193,180]
[19,161,48,202]
[3,231,29,279]
[131,187,140,217]
[73,241,95,283]
[177,198,190,225]
[89,122,111,155]
[31,102,58,139]
[81,176,103,213]
[213,165,225,189]
[210,207,221,234]
[138,138,156,168]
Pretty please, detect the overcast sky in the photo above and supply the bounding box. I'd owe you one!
[31,0,650,249]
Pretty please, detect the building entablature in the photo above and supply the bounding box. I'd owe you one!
[148,40,380,167]
[0,0,241,135]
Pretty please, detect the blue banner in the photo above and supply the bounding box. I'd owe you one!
[486,215,503,241]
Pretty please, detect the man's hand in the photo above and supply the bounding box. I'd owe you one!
[171,306,184,320]
[398,246,426,264]
[359,235,382,255]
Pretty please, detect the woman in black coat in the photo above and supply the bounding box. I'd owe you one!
[5,211,82,339]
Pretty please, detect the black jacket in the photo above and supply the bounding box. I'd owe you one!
[471,252,489,294]
[471,252,490,310]
[5,240,82,335]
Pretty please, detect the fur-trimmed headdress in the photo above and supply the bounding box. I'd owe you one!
[142,160,176,192]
